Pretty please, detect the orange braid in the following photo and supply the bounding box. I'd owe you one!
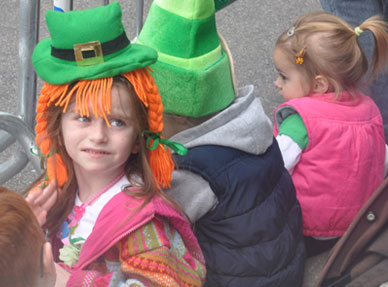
[35,83,70,186]
[122,69,175,188]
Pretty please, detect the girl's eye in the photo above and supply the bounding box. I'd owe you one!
[111,119,125,127]
[279,74,286,80]
[77,116,90,122]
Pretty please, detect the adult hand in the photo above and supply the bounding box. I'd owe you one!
[54,263,70,287]
[26,180,57,226]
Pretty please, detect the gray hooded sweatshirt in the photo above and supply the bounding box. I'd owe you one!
[166,85,274,222]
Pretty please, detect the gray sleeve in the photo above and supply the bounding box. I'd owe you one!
[166,169,218,223]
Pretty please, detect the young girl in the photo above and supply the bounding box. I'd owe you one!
[27,3,205,286]
[0,186,56,287]
[272,11,388,256]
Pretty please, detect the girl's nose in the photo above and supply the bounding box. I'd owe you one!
[89,119,108,143]
[274,77,281,89]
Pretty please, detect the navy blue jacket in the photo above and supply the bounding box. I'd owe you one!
[174,140,305,286]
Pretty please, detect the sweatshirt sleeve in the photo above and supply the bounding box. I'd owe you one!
[276,134,302,174]
[66,217,206,287]
[276,113,308,173]
[167,169,218,223]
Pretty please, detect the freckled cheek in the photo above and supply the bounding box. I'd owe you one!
[117,132,138,148]
[61,131,77,147]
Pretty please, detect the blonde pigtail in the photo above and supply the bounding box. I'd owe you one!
[358,15,388,79]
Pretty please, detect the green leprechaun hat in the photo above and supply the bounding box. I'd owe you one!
[31,2,184,189]
[137,0,235,117]
[32,2,157,84]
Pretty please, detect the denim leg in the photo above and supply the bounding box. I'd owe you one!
[381,0,388,20]
[319,0,381,23]
[320,0,388,142]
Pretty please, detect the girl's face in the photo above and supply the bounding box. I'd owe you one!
[273,46,312,101]
[60,83,139,180]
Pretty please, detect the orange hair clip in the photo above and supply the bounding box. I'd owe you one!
[296,46,307,64]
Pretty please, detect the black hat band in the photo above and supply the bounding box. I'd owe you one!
[51,32,130,61]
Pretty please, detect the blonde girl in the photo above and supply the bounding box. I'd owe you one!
[272,11,388,256]
[26,3,205,286]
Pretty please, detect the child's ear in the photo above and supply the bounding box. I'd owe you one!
[131,141,140,154]
[313,75,329,94]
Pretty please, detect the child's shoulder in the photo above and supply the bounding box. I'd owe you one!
[109,192,181,220]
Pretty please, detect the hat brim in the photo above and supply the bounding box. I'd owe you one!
[32,38,157,85]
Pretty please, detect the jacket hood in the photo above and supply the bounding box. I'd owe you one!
[170,85,273,155]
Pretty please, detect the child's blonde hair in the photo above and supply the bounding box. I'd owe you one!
[276,11,388,96]
[0,187,44,287]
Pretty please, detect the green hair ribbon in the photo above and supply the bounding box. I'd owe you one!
[142,130,188,156]
[30,146,49,188]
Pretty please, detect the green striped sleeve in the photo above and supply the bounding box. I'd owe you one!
[278,113,308,150]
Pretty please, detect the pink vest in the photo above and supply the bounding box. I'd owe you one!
[274,92,385,237]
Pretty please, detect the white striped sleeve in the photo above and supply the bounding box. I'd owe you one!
[276,134,302,175]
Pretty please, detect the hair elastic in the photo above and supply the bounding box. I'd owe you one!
[287,26,295,37]
[354,26,364,36]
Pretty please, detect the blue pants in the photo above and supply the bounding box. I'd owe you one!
[321,0,388,142]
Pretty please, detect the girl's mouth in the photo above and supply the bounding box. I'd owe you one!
[83,149,110,155]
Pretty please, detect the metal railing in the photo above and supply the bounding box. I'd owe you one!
[0,0,144,184]
[0,0,41,184]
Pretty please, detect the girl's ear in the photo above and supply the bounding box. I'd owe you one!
[131,141,140,154]
[313,75,329,94]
